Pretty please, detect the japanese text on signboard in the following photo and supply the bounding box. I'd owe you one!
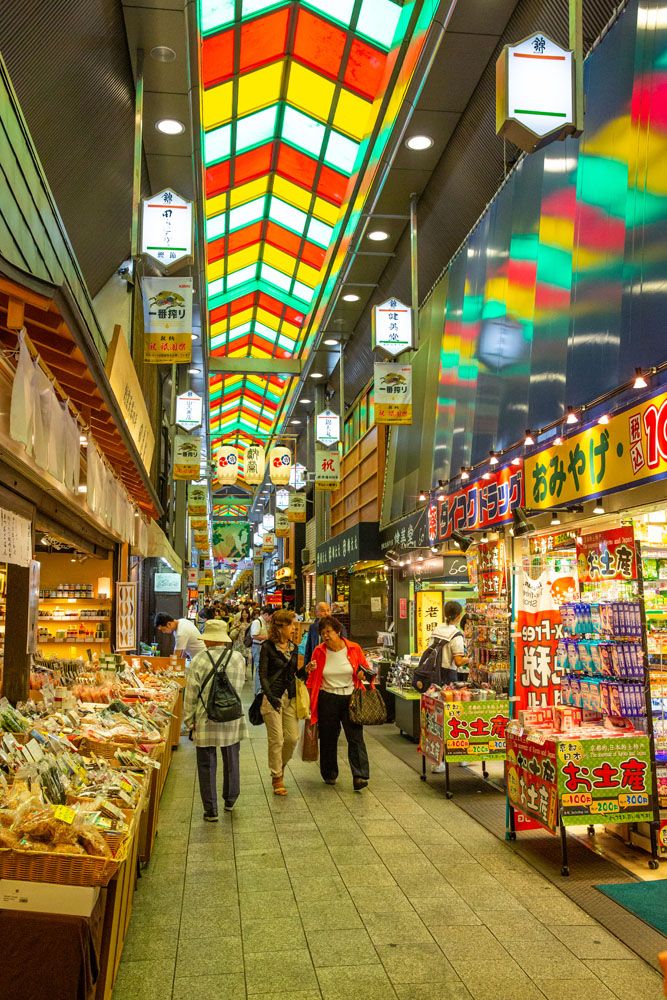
[438,466,523,540]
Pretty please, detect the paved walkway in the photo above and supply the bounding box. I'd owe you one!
[113,713,663,1000]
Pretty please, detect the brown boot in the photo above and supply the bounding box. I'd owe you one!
[272,774,287,796]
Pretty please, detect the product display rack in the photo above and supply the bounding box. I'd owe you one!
[37,591,112,653]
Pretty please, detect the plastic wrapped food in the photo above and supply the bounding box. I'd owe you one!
[75,824,111,858]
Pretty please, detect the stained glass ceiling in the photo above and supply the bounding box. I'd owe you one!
[199,0,407,466]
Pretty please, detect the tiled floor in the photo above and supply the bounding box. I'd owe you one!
[113,716,664,1000]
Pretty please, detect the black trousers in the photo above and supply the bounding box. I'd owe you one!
[318,689,369,781]
[196,744,240,813]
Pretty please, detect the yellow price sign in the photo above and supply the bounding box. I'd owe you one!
[53,805,76,825]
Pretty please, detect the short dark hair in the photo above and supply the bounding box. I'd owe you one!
[318,615,342,636]
[154,612,175,628]
[261,605,273,615]
[444,601,463,624]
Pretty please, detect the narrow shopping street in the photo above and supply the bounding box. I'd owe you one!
[113,708,663,1000]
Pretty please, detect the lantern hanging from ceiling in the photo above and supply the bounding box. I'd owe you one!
[269,446,292,486]
[216,445,239,486]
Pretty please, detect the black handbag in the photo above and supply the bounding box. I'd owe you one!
[248,691,264,726]
[348,685,387,726]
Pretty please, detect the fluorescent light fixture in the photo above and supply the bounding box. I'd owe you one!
[310,372,324,379]
[300,398,312,404]
[156,118,185,135]
[290,419,302,425]
[406,135,434,151]
[77,485,88,493]
[342,293,360,302]
[368,230,388,242]
[323,339,338,346]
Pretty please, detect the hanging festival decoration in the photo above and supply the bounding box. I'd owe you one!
[269,446,292,486]
[216,445,239,486]
[243,444,265,484]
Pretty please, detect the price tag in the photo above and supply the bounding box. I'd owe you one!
[53,805,76,825]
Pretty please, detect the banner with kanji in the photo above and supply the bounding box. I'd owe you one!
[442,700,510,762]
[513,569,575,713]
[143,277,193,363]
[506,731,559,833]
[212,521,250,561]
[173,435,201,480]
[438,465,524,539]
[415,590,443,652]
[419,694,445,766]
[315,449,340,491]
[374,363,412,424]
[576,527,637,584]
[556,735,655,826]
[188,484,207,517]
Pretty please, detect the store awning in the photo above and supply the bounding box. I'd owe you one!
[147,521,182,576]
[0,265,161,518]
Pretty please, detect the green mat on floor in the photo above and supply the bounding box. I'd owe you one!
[596,880,667,936]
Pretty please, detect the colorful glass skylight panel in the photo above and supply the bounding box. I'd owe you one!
[200,0,406,449]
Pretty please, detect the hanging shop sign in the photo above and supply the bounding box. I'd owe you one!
[212,521,250,561]
[442,701,510,763]
[438,464,524,540]
[262,532,276,553]
[175,390,202,432]
[115,581,137,652]
[415,590,443,652]
[216,446,239,486]
[105,325,155,471]
[525,387,667,510]
[315,448,341,491]
[419,694,445,766]
[269,446,292,486]
[514,567,575,713]
[262,513,275,531]
[275,488,289,511]
[577,527,637,585]
[143,277,193,363]
[141,188,193,270]
[380,508,430,552]
[506,731,560,833]
[556,735,655,827]
[287,491,307,523]
[275,512,290,538]
[372,298,415,358]
[496,33,576,153]
[187,569,198,585]
[0,509,32,567]
[290,463,307,490]
[316,409,340,447]
[187,484,208,517]
[374,363,412,425]
[316,523,381,573]
[478,540,509,599]
[173,434,201,480]
[243,444,265,485]
[190,518,208,532]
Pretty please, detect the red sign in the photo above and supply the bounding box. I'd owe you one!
[399,598,408,619]
[507,732,559,834]
[438,465,523,540]
[266,593,283,606]
[576,527,637,584]
[514,570,574,714]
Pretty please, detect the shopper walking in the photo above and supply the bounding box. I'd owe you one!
[303,602,346,663]
[259,609,302,796]
[230,606,252,678]
[306,616,373,791]
[155,611,206,662]
[251,605,272,693]
[183,619,248,820]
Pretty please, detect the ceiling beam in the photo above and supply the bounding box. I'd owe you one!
[209,357,303,376]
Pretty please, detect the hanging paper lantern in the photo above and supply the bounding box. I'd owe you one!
[244,444,265,485]
[216,446,239,486]
[269,446,292,486]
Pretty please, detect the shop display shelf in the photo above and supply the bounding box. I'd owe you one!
[38,616,110,622]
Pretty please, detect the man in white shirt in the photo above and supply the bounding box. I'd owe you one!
[155,612,206,661]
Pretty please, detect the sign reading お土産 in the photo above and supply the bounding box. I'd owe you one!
[525,388,667,509]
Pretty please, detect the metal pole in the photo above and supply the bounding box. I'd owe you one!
[339,339,345,425]
[130,50,144,259]
[410,193,419,320]
[569,0,584,134]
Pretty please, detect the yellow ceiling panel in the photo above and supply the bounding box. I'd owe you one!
[272,176,312,214]
[262,243,298,277]
[296,259,319,287]
[229,176,271,209]
[206,193,229,219]
[333,89,373,141]
[228,307,255,330]
[207,257,226,284]
[287,63,336,123]
[226,244,262,273]
[237,62,284,118]
[202,81,234,131]
[255,307,281,332]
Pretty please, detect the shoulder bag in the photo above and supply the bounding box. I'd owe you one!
[348,681,387,726]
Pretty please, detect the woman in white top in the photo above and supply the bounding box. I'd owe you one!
[434,601,470,683]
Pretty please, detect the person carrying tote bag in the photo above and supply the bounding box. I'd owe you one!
[305,616,376,791]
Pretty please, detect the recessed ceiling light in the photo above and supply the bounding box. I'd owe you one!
[323,339,338,346]
[342,293,360,302]
[191,334,198,340]
[188,368,200,375]
[368,230,389,242]
[300,398,312,404]
[290,419,302,425]
[406,135,434,151]
[156,118,185,136]
[310,372,324,379]
[150,45,176,63]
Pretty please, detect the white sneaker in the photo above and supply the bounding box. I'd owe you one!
[431,762,447,774]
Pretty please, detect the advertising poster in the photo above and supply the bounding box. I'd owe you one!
[514,568,575,713]
[212,521,250,561]
[477,540,508,599]
[374,363,412,424]
[143,277,193,364]
[287,491,307,523]
[556,735,655,826]
[442,700,510,762]
[506,731,559,833]
[419,694,445,766]
[275,512,290,538]
[187,485,208,517]
[524,387,667,509]
[438,465,524,539]
[415,590,443,653]
[315,449,340,491]
[576,527,637,583]
[173,435,201,480]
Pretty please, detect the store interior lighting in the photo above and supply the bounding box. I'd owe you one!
[368,230,389,241]
[342,293,360,302]
[524,429,535,447]
[550,513,561,526]
[593,498,606,515]
[451,529,474,552]
[155,117,185,135]
[597,413,609,425]
[418,490,427,502]
[566,406,579,424]
[634,367,648,389]
[405,134,434,150]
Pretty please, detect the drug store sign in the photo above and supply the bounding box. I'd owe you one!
[437,465,524,540]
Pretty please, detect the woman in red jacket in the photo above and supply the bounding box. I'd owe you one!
[306,616,373,791]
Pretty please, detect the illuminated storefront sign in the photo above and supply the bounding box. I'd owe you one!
[438,465,524,540]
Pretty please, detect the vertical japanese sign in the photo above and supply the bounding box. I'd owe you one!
[415,590,443,652]
[175,390,202,431]
[243,445,265,485]
[141,188,193,270]
[524,388,667,509]
[419,694,445,766]
[315,449,340,491]
[477,540,508,599]
[316,410,340,447]
[287,492,307,523]
[442,701,510,762]
[262,532,276,553]
[514,570,572,713]
[576,527,637,584]
[438,466,524,539]
[506,731,559,833]
[372,298,414,357]
[173,435,201,480]
[143,277,193,363]
[557,736,655,826]
[374,363,412,425]
[187,484,208,517]
[275,512,290,538]
[105,325,155,471]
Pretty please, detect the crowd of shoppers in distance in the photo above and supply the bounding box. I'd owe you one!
[158,598,376,818]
